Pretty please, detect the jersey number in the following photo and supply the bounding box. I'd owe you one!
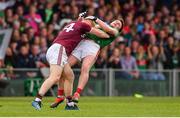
[63,23,75,32]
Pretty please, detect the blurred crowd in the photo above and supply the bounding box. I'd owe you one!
[0,0,180,80]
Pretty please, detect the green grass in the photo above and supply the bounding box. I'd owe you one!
[0,97,180,117]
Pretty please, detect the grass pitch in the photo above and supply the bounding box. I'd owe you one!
[0,97,180,117]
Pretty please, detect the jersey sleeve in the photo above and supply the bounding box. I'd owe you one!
[79,22,91,33]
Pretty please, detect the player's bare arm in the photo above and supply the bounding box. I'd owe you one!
[82,20,109,38]
[85,16,124,36]
[96,18,119,36]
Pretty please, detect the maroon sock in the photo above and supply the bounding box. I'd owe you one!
[58,89,64,96]
[36,93,42,100]
[66,96,72,103]
[76,88,82,94]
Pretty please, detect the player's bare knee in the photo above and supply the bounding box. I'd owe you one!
[66,71,74,82]
[49,73,61,83]
[81,66,90,74]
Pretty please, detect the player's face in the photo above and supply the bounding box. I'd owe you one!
[110,20,121,30]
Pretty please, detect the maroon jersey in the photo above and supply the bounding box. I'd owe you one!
[53,21,91,55]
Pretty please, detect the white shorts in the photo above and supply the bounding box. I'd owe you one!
[71,39,100,61]
[46,43,68,67]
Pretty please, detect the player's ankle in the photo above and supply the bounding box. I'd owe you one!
[35,93,42,102]
[76,88,82,95]
[73,92,80,101]
[66,96,73,102]
[74,92,80,96]
[58,89,64,96]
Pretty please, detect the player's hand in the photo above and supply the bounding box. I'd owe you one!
[79,11,88,18]
[85,16,97,21]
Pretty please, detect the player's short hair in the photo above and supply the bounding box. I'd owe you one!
[118,18,124,32]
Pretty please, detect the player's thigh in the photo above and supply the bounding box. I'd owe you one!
[71,40,84,62]
[81,55,97,71]
[81,40,100,67]
[49,64,63,80]
[46,44,68,80]
[62,63,74,80]
[46,43,68,67]
[68,55,79,67]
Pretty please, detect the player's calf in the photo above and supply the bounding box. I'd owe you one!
[72,92,80,103]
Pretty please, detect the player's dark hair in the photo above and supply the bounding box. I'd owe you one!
[119,19,124,32]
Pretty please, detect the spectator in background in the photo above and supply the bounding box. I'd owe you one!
[39,38,48,66]
[136,45,148,79]
[4,48,15,79]
[5,8,13,27]
[24,5,42,33]
[26,27,35,44]
[4,47,15,68]
[39,27,48,38]
[29,44,46,68]
[16,5,24,18]
[131,40,139,57]
[42,1,53,23]
[20,0,32,15]
[9,41,17,55]
[120,47,139,79]
[174,23,180,41]
[148,34,157,46]
[147,45,166,80]
[95,48,107,69]
[0,15,6,29]
[136,45,147,70]
[16,33,29,50]
[143,22,155,36]
[117,40,126,56]
[148,45,166,70]
[93,48,108,79]
[108,48,121,69]
[15,45,30,68]
[164,36,180,69]
[59,3,72,19]
[123,16,133,45]
[0,60,6,80]
[157,30,167,46]
[71,4,79,19]
[136,15,144,34]
[33,36,40,45]
[12,29,21,42]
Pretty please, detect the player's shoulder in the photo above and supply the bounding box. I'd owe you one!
[67,20,76,25]
[69,20,85,26]
[75,20,86,25]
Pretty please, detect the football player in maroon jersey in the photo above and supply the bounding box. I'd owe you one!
[31,13,109,110]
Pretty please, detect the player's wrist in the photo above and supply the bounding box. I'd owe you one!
[85,16,97,22]
[95,18,100,23]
